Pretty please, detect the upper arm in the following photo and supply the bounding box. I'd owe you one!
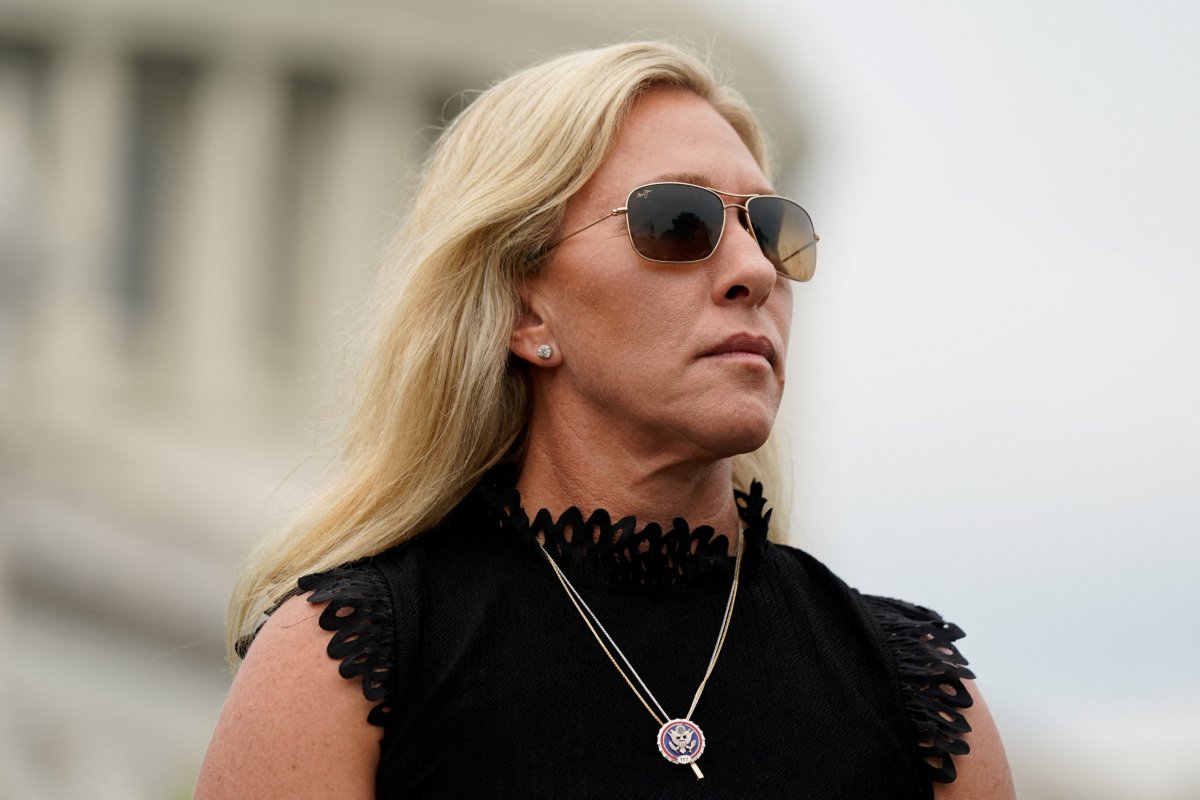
[932,680,1015,800]
[195,595,381,799]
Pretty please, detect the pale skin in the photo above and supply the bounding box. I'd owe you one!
[510,90,792,544]
[195,89,1015,798]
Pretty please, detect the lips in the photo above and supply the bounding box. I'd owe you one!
[701,334,777,366]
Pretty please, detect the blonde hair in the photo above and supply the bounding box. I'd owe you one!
[228,40,788,664]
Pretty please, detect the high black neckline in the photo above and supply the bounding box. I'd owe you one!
[475,478,771,589]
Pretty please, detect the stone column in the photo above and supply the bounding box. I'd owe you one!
[291,74,425,406]
[0,47,45,415]
[34,34,128,403]
[166,52,284,417]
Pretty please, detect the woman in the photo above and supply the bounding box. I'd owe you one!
[197,42,1014,798]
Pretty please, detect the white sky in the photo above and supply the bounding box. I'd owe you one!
[694,1,1200,794]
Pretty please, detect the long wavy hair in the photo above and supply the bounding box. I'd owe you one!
[228,40,788,664]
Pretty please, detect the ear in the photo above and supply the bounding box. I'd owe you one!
[510,282,561,367]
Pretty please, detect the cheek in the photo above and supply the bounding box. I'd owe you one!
[556,262,693,355]
[545,265,633,373]
[773,285,795,358]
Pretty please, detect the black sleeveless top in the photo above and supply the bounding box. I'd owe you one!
[276,481,973,798]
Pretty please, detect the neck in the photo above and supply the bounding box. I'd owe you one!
[516,409,743,553]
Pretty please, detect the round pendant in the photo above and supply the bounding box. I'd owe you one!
[657,719,705,765]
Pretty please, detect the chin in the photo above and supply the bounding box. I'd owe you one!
[694,413,776,459]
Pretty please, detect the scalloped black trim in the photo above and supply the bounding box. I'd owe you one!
[862,594,976,787]
[297,564,395,728]
[479,480,770,588]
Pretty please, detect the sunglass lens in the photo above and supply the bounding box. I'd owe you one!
[747,197,817,281]
[625,184,725,263]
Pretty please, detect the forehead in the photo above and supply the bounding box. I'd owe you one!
[581,89,772,205]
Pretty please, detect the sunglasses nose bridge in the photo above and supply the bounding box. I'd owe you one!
[720,201,758,244]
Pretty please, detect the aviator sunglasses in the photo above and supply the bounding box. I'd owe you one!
[541,181,819,281]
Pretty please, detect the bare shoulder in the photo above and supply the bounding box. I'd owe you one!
[194,594,381,799]
[934,680,1015,800]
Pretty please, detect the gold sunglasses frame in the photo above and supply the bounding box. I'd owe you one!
[540,181,819,280]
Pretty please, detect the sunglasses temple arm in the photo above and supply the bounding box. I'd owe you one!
[537,208,628,257]
[779,234,819,264]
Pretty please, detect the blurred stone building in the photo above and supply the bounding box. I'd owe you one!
[0,1,801,796]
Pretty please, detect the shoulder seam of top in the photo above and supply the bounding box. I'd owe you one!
[856,591,976,793]
[298,560,396,729]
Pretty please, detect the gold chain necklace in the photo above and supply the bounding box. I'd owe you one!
[536,528,745,781]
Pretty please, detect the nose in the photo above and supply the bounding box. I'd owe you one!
[711,203,779,306]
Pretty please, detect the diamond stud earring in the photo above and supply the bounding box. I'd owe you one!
[536,344,553,360]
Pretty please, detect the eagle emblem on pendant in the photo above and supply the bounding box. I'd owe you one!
[657,719,705,765]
